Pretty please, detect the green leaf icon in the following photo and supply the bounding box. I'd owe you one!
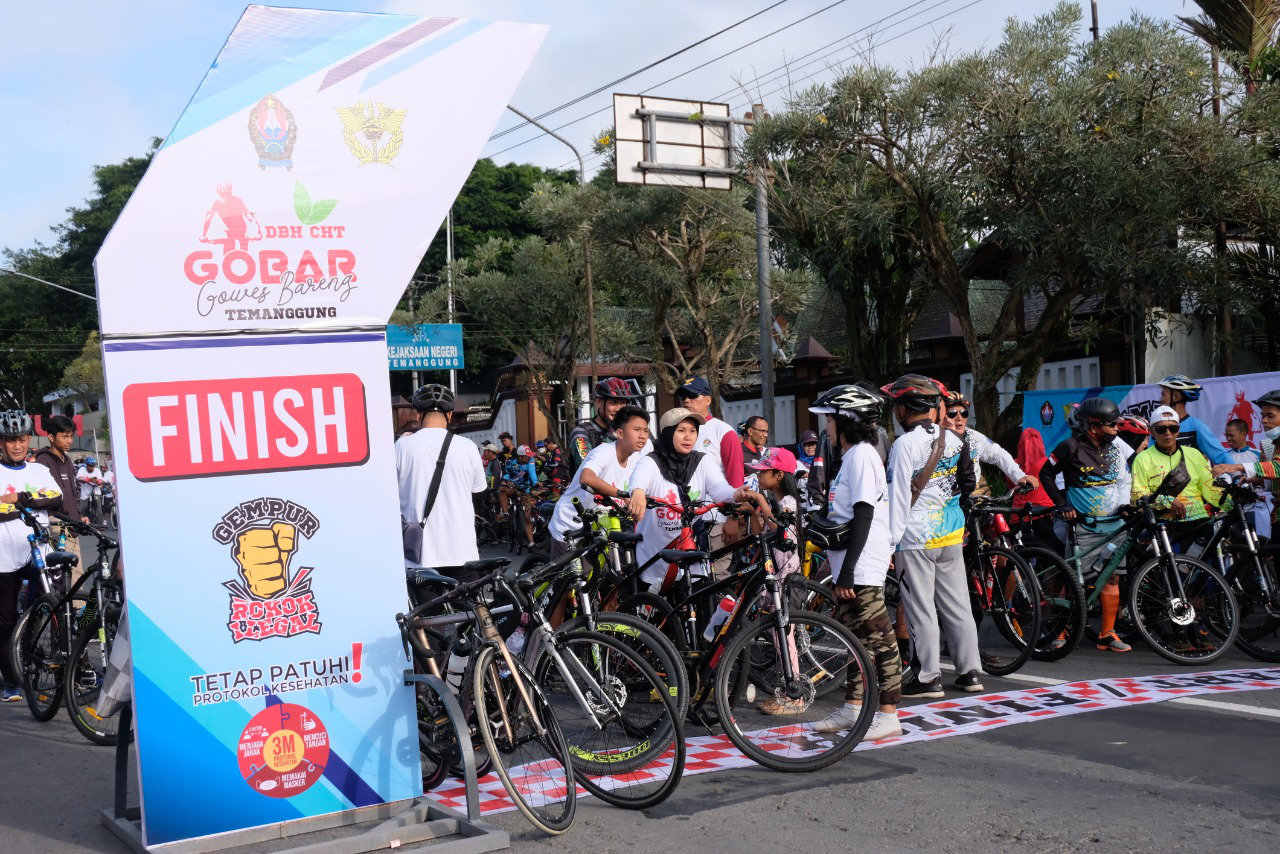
[293,181,339,225]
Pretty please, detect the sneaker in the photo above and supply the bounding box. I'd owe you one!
[953,671,984,693]
[1096,632,1132,653]
[758,697,809,716]
[865,711,903,742]
[1,685,23,703]
[901,675,945,699]
[812,704,862,733]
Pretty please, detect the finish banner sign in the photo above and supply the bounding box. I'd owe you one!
[93,6,545,847]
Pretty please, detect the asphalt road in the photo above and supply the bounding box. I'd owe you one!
[2,537,1276,853]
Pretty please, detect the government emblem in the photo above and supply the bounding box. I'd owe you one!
[248,94,297,170]
[335,101,407,166]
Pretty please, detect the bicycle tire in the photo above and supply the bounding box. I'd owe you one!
[785,575,836,620]
[473,644,576,835]
[617,592,686,651]
[65,602,121,745]
[1225,546,1280,663]
[15,594,68,722]
[1017,545,1087,661]
[1129,554,1239,665]
[969,546,1042,676]
[715,610,876,773]
[534,631,684,810]
[558,611,689,719]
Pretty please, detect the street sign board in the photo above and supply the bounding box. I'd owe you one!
[612,94,733,190]
[386,323,464,370]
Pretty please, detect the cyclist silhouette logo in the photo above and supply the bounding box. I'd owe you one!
[199,182,262,255]
[212,498,323,642]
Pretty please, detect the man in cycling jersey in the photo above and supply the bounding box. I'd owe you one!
[497,432,517,464]
[882,374,984,698]
[1039,397,1133,652]
[1132,407,1223,538]
[497,445,541,549]
[567,377,635,474]
[1158,375,1232,465]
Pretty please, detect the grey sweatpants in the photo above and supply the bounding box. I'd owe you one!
[896,545,981,682]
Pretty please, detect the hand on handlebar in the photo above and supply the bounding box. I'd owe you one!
[1016,476,1039,493]
[1213,463,1246,478]
[625,490,647,522]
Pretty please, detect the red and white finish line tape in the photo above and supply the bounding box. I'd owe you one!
[429,666,1280,815]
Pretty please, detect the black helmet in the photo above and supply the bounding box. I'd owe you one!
[881,374,943,414]
[1076,397,1119,425]
[1253,389,1280,410]
[809,384,883,423]
[410,384,454,414]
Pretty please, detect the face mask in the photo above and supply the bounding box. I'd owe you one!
[1265,426,1280,442]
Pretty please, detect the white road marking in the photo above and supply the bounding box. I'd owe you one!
[939,662,1280,720]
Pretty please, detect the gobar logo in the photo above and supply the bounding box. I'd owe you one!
[214,497,322,642]
[122,373,369,481]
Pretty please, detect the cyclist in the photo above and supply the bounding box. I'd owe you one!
[881,374,984,698]
[807,385,902,740]
[1214,389,1280,482]
[942,391,1038,496]
[1157,375,1232,465]
[541,437,567,493]
[33,414,87,557]
[498,445,541,550]
[395,384,488,580]
[548,405,650,554]
[1117,414,1150,453]
[628,407,768,593]
[1221,418,1271,538]
[1,405,62,702]
[76,456,105,523]
[677,377,744,574]
[1131,406,1223,546]
[567,377,636,474]
[497,432,517,464]
[1039,397,1134,652]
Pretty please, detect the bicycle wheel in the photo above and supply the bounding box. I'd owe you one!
[1129,555,1239,665]
[473,644,576,835]
[715,610,876,773]
[65,603,121,745]
[785,574,836,620]
[970,546,1042,676]
[558,611,689,719]
[618,592,685,652]
[534,631,684,810]
[1017,546,1086,661]
[1227,547,1280,663]
[15,594,68,722]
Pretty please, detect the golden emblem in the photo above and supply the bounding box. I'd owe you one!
[334,101,407,166]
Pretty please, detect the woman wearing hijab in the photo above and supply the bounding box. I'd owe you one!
[629,407,769,591]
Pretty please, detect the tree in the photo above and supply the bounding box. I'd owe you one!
[59,331,105,412]
[1180,0,1280,89]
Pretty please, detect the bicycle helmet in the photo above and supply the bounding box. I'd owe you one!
[1076,397,1120,425]
[594,377,633,401]
[410,383,454,414]
[0,408,32,437]
[84,456,97,466]
[1116,414,1149,436]
[880,374,944,414]
[809,384,884,423]
[1158,374,1202,402]
[1253,389,1280,410]
[944,390,971,409]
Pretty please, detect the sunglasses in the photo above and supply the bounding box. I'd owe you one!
[947,409,969,418]
[1153,424,1179,435]
[1091,419,1118,428]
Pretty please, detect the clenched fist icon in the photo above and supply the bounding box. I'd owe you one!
[235,523,296,598]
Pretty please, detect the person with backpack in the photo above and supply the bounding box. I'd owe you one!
[396,384,487,580]
[880,374,983,699]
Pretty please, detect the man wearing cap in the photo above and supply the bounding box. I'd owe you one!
[1132,406,1223,529]
[479,442,502,488]
[795,429,819,509]
[676,377,743,573]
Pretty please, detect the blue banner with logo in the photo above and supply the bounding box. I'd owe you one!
[386,323,464,370]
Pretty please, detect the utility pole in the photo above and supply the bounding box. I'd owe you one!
[446,209,457,395]
[505,104,598,392]
[1090,1,1099,42]
[1212,48,1234,376]
[747,105,774,427]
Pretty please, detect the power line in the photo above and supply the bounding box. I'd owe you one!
[489,0,797,141]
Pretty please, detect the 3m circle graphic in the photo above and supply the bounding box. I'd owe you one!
[238,703,329,798]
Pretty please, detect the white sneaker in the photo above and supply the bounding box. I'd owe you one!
[865,711,903,742]
[812,704,862,733]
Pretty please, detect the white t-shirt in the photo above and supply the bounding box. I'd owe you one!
[1,462,61,573]
[825,443,893,586]
[549,442,642,542]
[76,465,103,501]
[396,428,487,569]
[629,453,738,585]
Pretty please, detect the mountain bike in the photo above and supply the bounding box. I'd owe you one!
[59,514,124,744]
[959,497,1043,676]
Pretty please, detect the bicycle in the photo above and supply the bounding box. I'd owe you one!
[611,497,878,772]
[1058,496,1240,664]
[399,559,577,834]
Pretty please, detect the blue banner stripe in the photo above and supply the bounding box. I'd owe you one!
[104,332,383,352]
[266,695,384,807]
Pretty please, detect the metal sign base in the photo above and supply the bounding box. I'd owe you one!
[103,686,508,854]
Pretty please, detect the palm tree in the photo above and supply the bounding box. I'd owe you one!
[1179,0,1280,90]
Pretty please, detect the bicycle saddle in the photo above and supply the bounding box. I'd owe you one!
[463,557,510,575]
[607,530,642,545]
[405,567,459,588]
[46,551,78,568]
[657,549,708,566]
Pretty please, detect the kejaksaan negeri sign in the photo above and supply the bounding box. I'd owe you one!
[386,323,463,370]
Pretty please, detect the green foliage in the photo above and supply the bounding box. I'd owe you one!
[59,331,104,410]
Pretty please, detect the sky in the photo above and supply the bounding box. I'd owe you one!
[0,0,1196,255]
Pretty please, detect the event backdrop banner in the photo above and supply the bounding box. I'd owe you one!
[1021,371,1280,453]
[93,6,545,846]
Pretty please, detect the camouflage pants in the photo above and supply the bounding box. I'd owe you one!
[834,584,902,706]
